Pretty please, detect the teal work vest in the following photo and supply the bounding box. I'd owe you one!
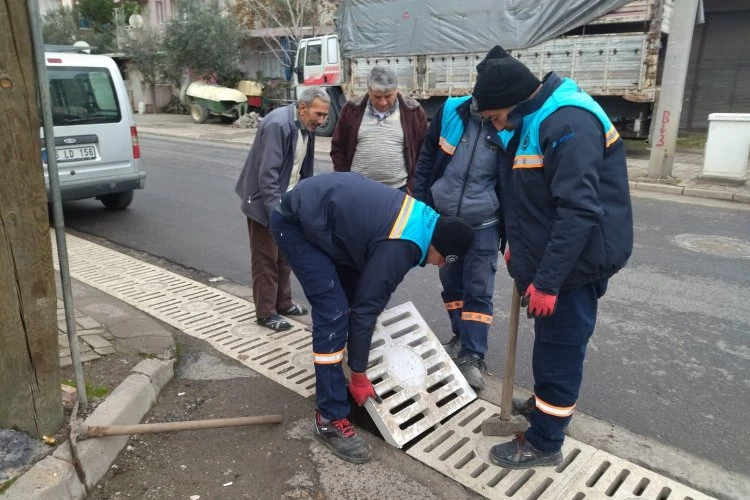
[499,78,620,164]
[388,195,439,265]
[438,96,472,155]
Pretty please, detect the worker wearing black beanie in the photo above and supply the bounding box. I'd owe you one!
[472,45,541,112]
[471,45,633,471]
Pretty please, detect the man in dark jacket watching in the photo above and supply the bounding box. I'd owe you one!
[412,95,504,391]
[235,87,329,332]
[471,46,633,469]
[270,172,474,464]
[331,66,428,192]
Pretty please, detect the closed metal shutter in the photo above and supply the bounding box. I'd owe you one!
[682,10,750,130]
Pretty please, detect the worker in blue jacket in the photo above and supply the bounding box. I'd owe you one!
[270,172,475,464]
[471,46,633,469]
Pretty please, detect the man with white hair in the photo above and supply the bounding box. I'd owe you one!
[235,87,330,331]
[331,66,428,192]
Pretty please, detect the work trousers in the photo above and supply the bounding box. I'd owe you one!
[270,211,352,420]
[439,225,500,359]
[525,279,608,452]
[247,217,293,319]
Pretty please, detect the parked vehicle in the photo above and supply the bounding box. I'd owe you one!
[183,82,249,123]
[295,0,673,138]
[43,48,145,209]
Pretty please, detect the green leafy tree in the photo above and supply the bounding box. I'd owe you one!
[77,0,115,27]
[42,7,79,45]
[164,0,243,87]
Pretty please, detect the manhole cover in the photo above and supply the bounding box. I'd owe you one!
[674,234,750,258]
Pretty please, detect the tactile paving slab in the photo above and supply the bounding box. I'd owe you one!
[407,400,715,500]
[52,233,316,397]
[364,302,477,448]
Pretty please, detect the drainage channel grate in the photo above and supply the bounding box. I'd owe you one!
[52,233,316,397]
[407,400,715,500]
[55,234,714,500]
[364,302,476,448]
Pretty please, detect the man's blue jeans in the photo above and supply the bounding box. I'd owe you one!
[439,225,501,359]
[525,279,608,452]
[270,210,351,420]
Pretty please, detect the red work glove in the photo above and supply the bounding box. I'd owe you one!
[348,372,382,406]
[521,284,558,319]
[504,248,511,268]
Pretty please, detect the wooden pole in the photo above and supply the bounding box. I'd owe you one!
[84,415,284,438]
[499,287,521,420]
[0,0,63,436]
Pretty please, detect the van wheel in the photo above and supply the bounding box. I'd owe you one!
[191,103,209,123]
[100,191,134,210]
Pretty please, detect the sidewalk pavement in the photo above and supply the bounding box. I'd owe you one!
[134,112,750,204]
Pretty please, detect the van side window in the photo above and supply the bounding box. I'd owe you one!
[48,66,122,126]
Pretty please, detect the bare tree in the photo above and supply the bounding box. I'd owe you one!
[236,0,331,72]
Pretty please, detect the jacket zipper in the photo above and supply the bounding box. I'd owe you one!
[456,118,483,216]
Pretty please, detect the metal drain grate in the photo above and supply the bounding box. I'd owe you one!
[364,302,476,448]
[53,234,316,397]
[407,400,714,500]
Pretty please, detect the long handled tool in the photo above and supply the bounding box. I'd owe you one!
[482,286,529,435]
[74,414,283,440]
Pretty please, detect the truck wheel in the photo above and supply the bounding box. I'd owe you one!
[99,191,134,210]
[191,103,209,124]
[316,106,337,137]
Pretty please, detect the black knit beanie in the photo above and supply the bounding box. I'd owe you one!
[431,216,475,264]
[472,45,541,111]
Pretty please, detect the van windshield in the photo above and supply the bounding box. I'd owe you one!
[48,66,122,126]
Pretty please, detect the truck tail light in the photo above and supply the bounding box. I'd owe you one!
[131,126,140,159]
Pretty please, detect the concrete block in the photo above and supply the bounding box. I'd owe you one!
[732,192,750,203]
[76,317,101,329]
[80,334,112,350]
[131,358,175,393]
[70,374,156,490]
[683,187,734,200]
[81,352,101,363]
[637,183,684,195]
[60,356,72,368]
[1,456,85,500]
[93,346,116,356]
[78,328,107,337]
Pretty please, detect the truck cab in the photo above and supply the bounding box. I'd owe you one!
[294,35,343,136]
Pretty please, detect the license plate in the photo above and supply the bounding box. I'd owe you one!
[43,146,97,164]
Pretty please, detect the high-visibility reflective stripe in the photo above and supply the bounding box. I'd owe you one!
[313,349,345,365]
[389,196,415,239]
[513,155,544,169]
[461,312,493,324]
[444,301,463,311]
[438,137,456,155]
[605,126,620,148]
[535,395,575,417]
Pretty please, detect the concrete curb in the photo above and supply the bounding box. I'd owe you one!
[629,180,750,204]
[1,358,174,500]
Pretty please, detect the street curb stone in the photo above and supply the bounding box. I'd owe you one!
[0,456,86,500]
[1,359,174,498]
[732,192,750,203]
[683,187,734,200]
[636,182,685,195]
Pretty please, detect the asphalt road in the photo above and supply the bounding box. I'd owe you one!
[60,135,750,474]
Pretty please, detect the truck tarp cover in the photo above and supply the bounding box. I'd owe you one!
[338,0,633,57]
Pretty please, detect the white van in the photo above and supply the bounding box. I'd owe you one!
[43,50,145,209]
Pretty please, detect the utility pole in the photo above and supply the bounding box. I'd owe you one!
[0,0,63,435]
[647,0,701,178]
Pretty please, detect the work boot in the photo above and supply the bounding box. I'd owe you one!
[513,396,535,418]
[489,432,563,469]
[442,335,461,359]
[314,411,371,464]
[455,355,486,390]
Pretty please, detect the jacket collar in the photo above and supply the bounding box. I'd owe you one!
[508,72,562,127]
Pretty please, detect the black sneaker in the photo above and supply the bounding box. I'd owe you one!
[489,432,562,469]
[314,411,372,464]
[280,304,308,316]
[513,396,535,418]
[442,335,461,359]
[256,314,292,331]
[455,355,487,390]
